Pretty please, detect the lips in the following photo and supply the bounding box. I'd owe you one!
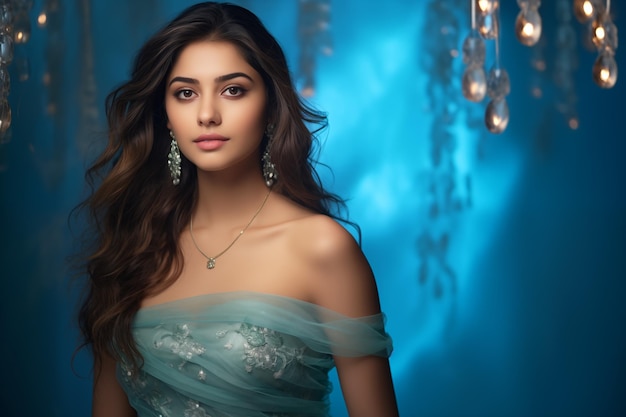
[193,134,228,151]
[194,133,228,142]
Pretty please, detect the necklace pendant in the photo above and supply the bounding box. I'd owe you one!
[207,258,216,269]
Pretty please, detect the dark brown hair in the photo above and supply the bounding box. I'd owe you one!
[77,2,348,372]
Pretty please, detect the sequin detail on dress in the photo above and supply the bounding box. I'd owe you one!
[217,322,305,378]
[154,323,206,365]
[184,400,212,417]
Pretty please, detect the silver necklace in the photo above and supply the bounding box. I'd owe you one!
[189,189,271,269]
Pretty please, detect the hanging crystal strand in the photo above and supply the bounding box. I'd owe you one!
[461,0,487,102]
[484,3,510,134]
[0,0,35,144]
[590,0,618,88]
[515,0,542,46]
[529,35,546,100]
[555,0,579,129]
[0,0,14,139]
[76,0,100,156]
[418,0,467,310]
[297,0,332,97]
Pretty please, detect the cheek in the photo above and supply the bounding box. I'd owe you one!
[243,100,267,132]
[164,97,187,121]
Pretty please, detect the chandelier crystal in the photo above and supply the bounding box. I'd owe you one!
[515,1,542,46]
[461,0,619,134]
[591,2,618,88]
[297,0,332,97]
[0,0,33,139]
[461,30,487,102]
[462,0,510,134]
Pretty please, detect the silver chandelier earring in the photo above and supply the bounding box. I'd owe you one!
[168,130,182,185]
[262,124,278,187]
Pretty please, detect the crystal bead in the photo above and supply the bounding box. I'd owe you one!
[0,66,9,96]
[462,65,487,102]
[592,15,618,52]
[478,12,499,40]
[484,98,509,134]
[0,3,13,28]
[592,50,618,88]
[477,0,499,15]
[515,7,542,46]
[487,66,510,100]
[13,12,31,44]
[0,33,13,65]
[462,31,486,66]
[573,0,600,23]
[0,98,10,134]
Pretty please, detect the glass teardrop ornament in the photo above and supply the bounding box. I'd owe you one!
[515,7,542,46]
[592,51,618,88]
[462,65,487,102]
[573,0,599,23]
[592,15,618,52]
[485,98,509,134]
[487,66,511,100]
[462,30,486,66]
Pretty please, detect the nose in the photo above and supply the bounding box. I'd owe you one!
[197,96,221,126]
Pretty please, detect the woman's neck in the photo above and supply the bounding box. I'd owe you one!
[192,169,271,229]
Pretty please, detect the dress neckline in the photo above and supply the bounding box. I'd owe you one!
[140,290,314,312]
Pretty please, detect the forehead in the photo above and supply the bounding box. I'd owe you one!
[168,40,259,80]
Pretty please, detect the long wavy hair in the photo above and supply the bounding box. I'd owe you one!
[77,2,348,372]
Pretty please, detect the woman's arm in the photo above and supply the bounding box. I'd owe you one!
[335,355,399,417]
[92,353,136,417]
[304,216,399,417]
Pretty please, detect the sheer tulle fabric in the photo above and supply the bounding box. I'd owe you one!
[117,291,392,417]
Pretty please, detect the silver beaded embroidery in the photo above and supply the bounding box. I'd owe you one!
[217,322,304,378]
[155,323,206,362]
[184,400,212,417]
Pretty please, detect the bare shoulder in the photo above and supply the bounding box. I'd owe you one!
[290,214,359,262]
[284,213,382,318]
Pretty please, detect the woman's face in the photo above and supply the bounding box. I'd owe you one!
[165,40,267,178]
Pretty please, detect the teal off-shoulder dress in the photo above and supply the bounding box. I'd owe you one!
[117,291,392,417]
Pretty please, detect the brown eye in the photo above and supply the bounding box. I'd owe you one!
[175,89,195,99]
[224,86,245,97]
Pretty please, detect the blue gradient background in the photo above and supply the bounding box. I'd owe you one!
[0,1,624,416]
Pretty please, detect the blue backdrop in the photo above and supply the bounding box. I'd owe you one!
[1,1,624,416]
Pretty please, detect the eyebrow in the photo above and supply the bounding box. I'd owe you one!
[168,72,254,87]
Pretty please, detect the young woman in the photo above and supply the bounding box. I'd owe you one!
[78,2,398,416]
